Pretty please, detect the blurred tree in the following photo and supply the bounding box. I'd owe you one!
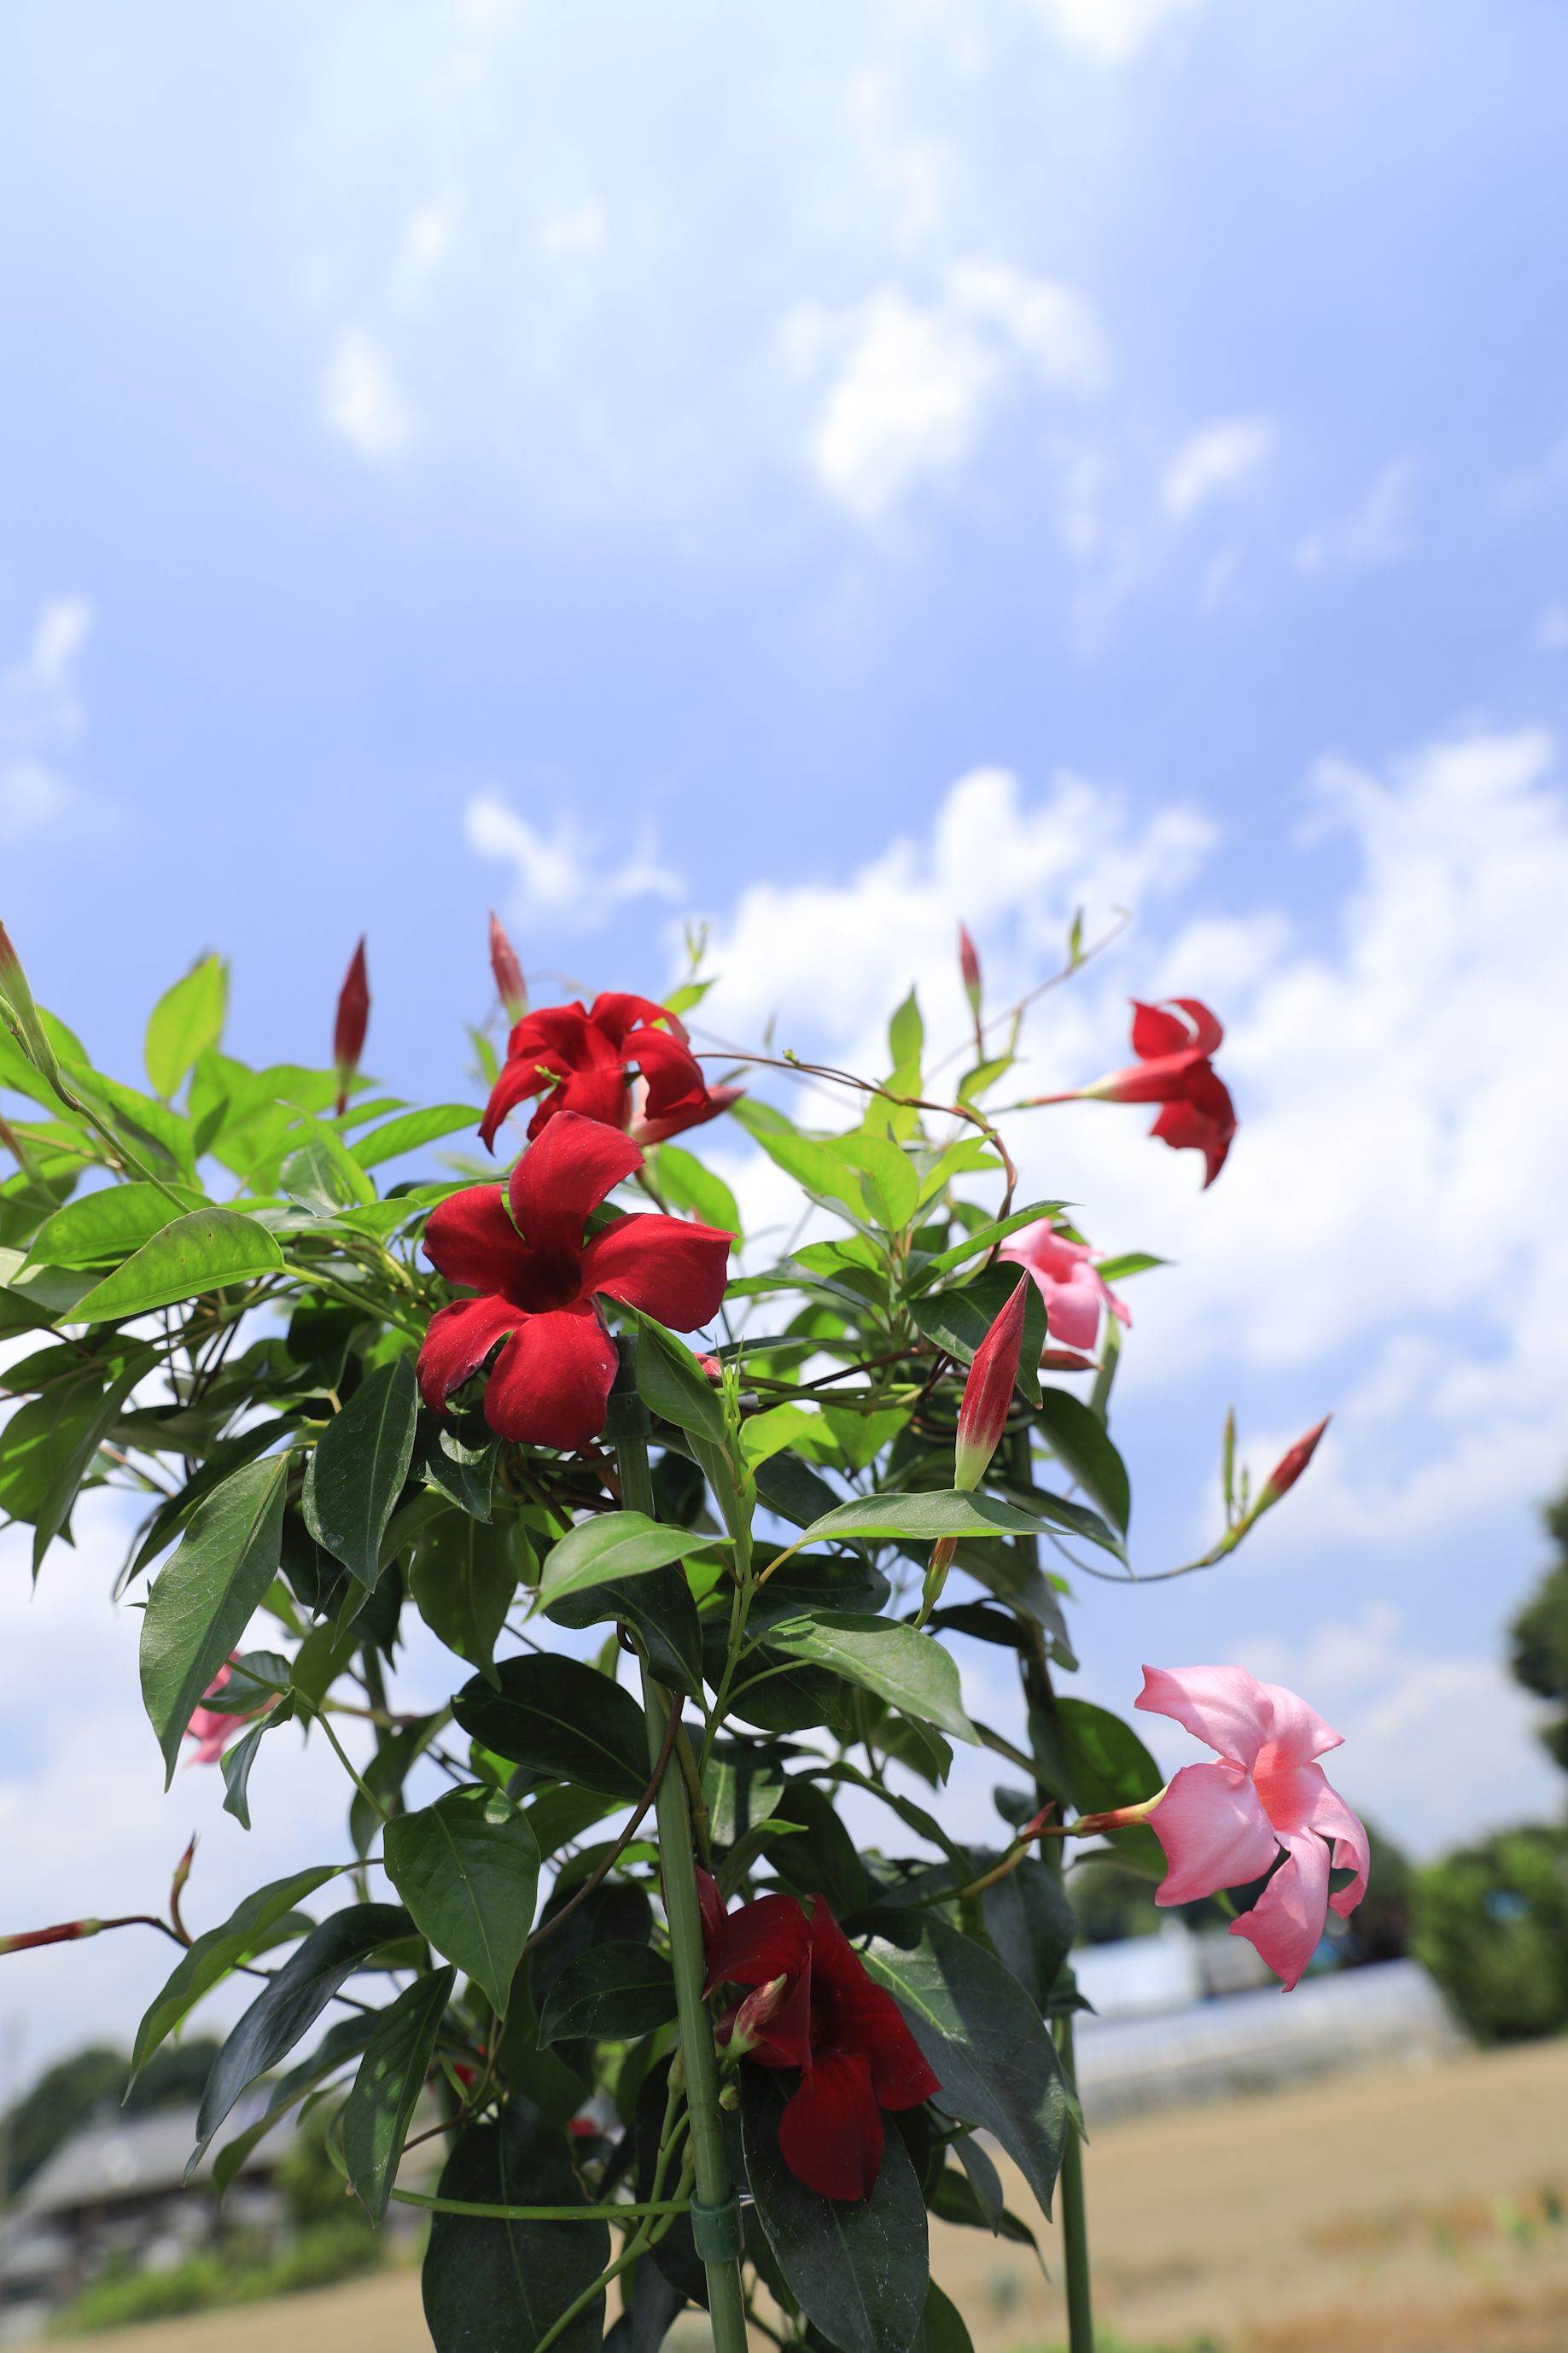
[1413,1825,1568,2042]
[2,2039,221,2198]
[1509,1486,1568,1772]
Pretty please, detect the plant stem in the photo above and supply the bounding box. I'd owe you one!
[1054,2013,1093,2353]
[615,1420,749,2353]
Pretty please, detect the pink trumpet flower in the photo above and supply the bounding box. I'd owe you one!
[1000,1221,1131,1356]
[184,1658,271,1767]
[1134,1665,1369,1991]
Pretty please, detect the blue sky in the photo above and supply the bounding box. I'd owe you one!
[5,0,1568,2075]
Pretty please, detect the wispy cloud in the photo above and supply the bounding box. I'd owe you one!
[320,329,419,461]
[1162,417,1274,520]
[465,793,682,928]
[796,264,1108,518]
[0,597,94,838]
[1534,604,1568,651]
[1025,0,1210,65]
[1296,458,1417,575]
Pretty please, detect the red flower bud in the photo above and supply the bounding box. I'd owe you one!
[1256,1415,1330,1511]
[953,1273,1028,1490]
[726,1972,790,2057]
[488,910,529,1026]
[959,924,982,1019]
[695,1863,727,1949]
[333,937,370,1116]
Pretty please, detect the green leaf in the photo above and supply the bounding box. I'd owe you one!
[715,1816,807,1902]
[24,1182,207,1269]
[410,1507,520,1684]
[913,2279,977,2353]
[819,1403,912,1473]
[145,957,227,1100]
[32,1346,156,1573]
[758,1778,866,1917]
[747,1553,892,1628]
[907,1264,1048,1408]
[858,1909,1070,2216]
[69,1208,284,1323]
[1029,1697,1163,1816]
[350,1105,482,1170]
[741,2063,928,2353]
[220,1694,295,1830]
[536,1943,678,2045]
[452,1655,649,1802]
[212,2016,376,2201]
[344,1967,457,2224]
[800,1490,1054,1545]
[956,1058,1014,1107]
[655,1145,741,1240]
[140,1455,291,1787]
[537,1509,713,1603]
[926,2166,1038,2251]
[279,1110,377,1212]
[422,2101,609,2353]
[61,1063,196,1182]
[1031,1388,1130,1533]
[1093,1252,1169,1282]
[913,1136,1003,1210]
[906,1202,1067,1289]
[622,1309,726,1443]
[417,1419,498,1521]
[739,1404,823,1470]
[302,1357,419,1586]
[702,1742,790,1849]
[195,1903,411,2158]
[130,1865,341,2082]
[382,1786,541,2017]
[544,1564,704,1698]
[888,988,924,1077]
[746,1126,871,1223]
[0,1369,116,1528]
[752,1451,844,1531]
[828,1134,920,1232]
[981,1858,1078,2013]
[760,1614,977,1744]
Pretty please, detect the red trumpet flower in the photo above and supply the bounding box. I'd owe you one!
[333,939,370,1117]
[705,1893,939,2202]
[478,993,741,1153]
[1070,998,1236,1187]
[416,1110,730,1452]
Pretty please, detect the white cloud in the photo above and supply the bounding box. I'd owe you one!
[1296,458,1417,575]
[465,792,683,927]
[0,597,95,838]
[800,265,1108,518]
[319,328,419,460]
[401,196,456,277]
[539,201,606,257]
[1026,0,1210,64]
[1163,417,1274,519]
[1534,603,1568,651]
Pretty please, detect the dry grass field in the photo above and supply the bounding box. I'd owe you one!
[67,2037,1568,2353]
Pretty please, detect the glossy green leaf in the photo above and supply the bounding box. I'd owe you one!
[714,1815,807,1902]
[927,2164,1039,2251]
[538,1509,712,1603]
[953,2134,1007,2231]
[279,1111,377,1211]
[422,2100,609,2353]
[350,1105,482,1170]
[195,1902,411,2157]
[907,1264,1047,1408]
[888,988,924,1075]
[32,1346,156,1573]
[913,2280,976,2353]
[745,1127,871,1222]
[212,2015,376,2201]
[68,1207,283,1323]
[761,1613,977,1744]
[24,1182,207,1269]
[145,957,227,1100]
[452,1655,649,1802]
[416,1417,498,1521]
[702,1742,791,1849]
[61,1063,196,1181]
[536,1942,677,2044]
[906,1202,1066,1289]
[801,1490,1046,1545]
[1029,1696,1163,1816]
[1030,1388,1130,1533]
[913,1137,1002,1210]
[819,1403,912,1472]
[741,2062,928,2353]
[738,1404,821,1469]
[383,1785,541,2017]
[130,1865,341,2082]
[410,1507,519,1684]
[140,1454,291,1787]
[747,1553,891,1629]
[1093,1251,1169,1282]
[302,1356,418,1586]
[220,1693,294,1829]
[0,1371,114,1526]
[859,1908,1070,2216]
[828,1133,920,1233]
[752,1451,843,1531]
[981,1857,1078,2014]
[622,1308,726,1443]
[344,1966,457,2224]
[544,1564,703,1698]
[494,1968,592,2128]
[759,1778,866,1917]
[655,1145,741,1240]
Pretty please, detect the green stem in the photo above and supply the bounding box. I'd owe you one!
[615,1416,748,2353]
[390,2191,688,2223]
[1054,2014,1093,2353]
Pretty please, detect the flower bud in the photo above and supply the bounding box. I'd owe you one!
[918,1534,957,1625]
[333,938,370,1117]
[719,2081,740,2111]
[728,1973,790,2057]
[1254,1415,1330,1513]
[488,910,529,1026]
[953,1273,1029,1491]
[0,920,61,1085]
[959,925,982,1020]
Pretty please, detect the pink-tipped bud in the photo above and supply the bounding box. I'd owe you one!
[728,1973,790,2057]
[953,1274,1028,1491]
[959,924,982,1020]
[333,937,370,1116]
[1,1918,102,1955]
[1255,1414,1330,1512]
[488,910,529,1026]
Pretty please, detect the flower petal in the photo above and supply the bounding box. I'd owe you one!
[1129,999,1201,1060]
[1135,1664,1273,1772]
[481,1304,619,1451]
[422,1185,533,1297]
[804,1900,940,2109]
[705,1893,811,1996]
[1148,1761,1281,1906]
[1307,1781,1370,1918]
[742,1959,815,2073]
[417,1293,522,1411]
[778,2049,883,2202]
[1256,1682,1344,1768]
[478,1036,574,1152]
[1035,1275,1101,1352]
[1232,1829,1330,1990]
[529,1064,630,1141]
[508,1110,643,1278]
[587,992,687,1048]
[580,1212,732,1334]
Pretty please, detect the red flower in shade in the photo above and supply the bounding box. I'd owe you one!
[477,993,742,1153]
[1076,999,1236,1187]
[416,1110,731,1452]
[704,1893,940,2202]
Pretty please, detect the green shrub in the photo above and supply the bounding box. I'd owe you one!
[1413,1821,1568,2041]
[50,2223,382,2337]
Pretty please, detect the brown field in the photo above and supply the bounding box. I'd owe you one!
[67,2037,1568,2353]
